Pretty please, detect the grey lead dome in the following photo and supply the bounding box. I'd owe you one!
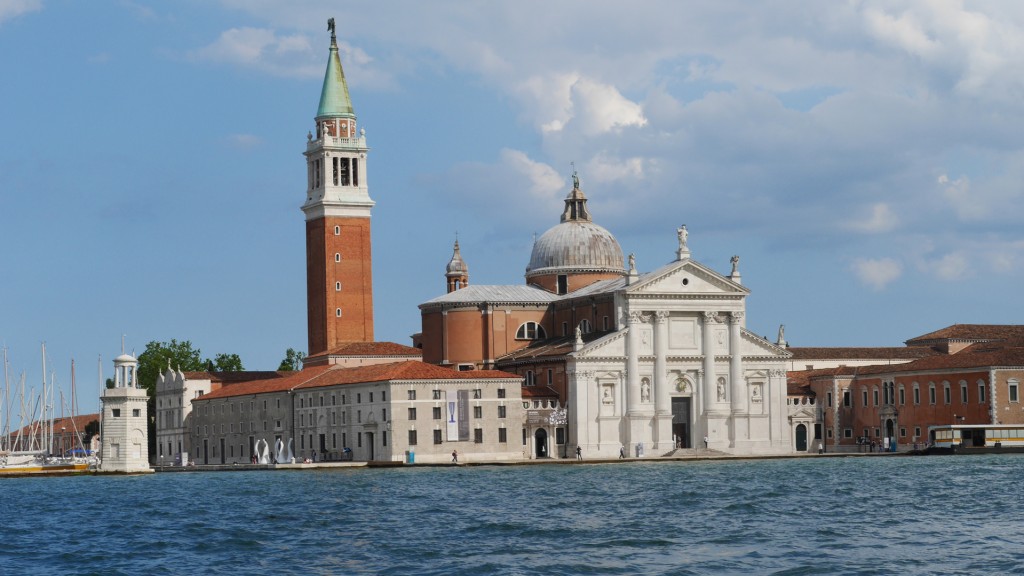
[526,182,625,278]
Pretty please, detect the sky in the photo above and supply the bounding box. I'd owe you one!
[3,1,1024,415]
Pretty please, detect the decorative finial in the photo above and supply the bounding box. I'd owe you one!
[328,17,336,40]
[121,334,125,355]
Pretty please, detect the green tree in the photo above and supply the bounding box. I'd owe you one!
[278,348,306,371]
[136,339,205,397]
[211,353,244,372]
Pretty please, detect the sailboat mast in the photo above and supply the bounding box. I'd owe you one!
[2,345,9,451]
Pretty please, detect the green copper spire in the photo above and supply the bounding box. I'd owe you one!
[317,18,354,119]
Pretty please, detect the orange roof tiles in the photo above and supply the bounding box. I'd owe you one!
[787,347,939,360]
[310,341,422,358]
[194,361,519,401]
[905,324,1024,344]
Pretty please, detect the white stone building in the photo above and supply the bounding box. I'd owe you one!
[100,352,151,472]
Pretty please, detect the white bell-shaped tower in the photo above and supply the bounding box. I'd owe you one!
[100,349,152,473]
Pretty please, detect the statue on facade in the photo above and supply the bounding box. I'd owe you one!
[575,326,583,344]
[678,225,688,248]
[572,169,580,190]
[641,379,651,403]
[602,387,613,404]
[717,378,726,401]
[777,324,786,346]
[731,255,740,275]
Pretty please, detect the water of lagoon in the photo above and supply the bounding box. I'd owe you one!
[4,455,1023,575]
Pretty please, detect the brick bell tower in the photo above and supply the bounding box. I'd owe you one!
[303,18,374,356]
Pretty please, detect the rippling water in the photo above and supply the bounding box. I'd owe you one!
[4,455,1024,575]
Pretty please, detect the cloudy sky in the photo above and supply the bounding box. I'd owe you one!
[3,1,1023,413]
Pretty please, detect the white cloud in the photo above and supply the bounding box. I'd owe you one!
[516,73,646,136]
[924,251,971,281]
[226,133,263,149]
[938,173,987,220]
[583,153,644,184]
[499,149,564,200]
[0,0,41,25]
[191,27,320,78]
[851,257,902,290]
[847,202,898,233]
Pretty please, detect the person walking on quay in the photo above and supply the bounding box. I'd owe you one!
[619,447,625,459]
[703,435,709,449]
[576,445,583,460]
[451,450,458,463]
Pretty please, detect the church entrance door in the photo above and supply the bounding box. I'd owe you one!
[795,424,807,452]
[534,428,548,458]
[671,397,691,448]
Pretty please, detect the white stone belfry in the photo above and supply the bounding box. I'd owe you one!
[100,351,152,472]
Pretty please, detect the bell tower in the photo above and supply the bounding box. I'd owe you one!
[303,18,374,356]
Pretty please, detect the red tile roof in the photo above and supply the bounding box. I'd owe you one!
[522,386,559,398]
[182,371,285,383]
[195,361,519,401]
[905,324,1024,344]
[7,413,99,439]
[309,341,422,358]
[787,347,939,360]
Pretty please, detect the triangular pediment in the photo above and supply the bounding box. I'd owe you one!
[628,259,749,297]
[790,407,817,420]
[574,328,627,358]
[742,329,791,358]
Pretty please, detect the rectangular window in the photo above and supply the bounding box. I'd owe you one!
[382,432,387,447]
[332,433,337,449]
[523,428,528,445]
[929,387,936,405]
[843,391,851,407]
[498,428,507,443]
[433,430,442,445]
[497,389,506,399]
[132,409,140,417]
[961,384,968,404]
[408,430,418,446]
[547,369,553,386]
[369,393,374,403]
[874,428,880,437]
[899,388,905,405]
[603,316,609,331]
[408,390,416,400]
[900,427,907,438]
[473,406,482,419]
[357,433,362,448]
[873,389,879,406]
[352,157,359,187]
[914,426,921,439]
[827,429,833,439]
[332,157,339,185]
[474,428,483,443]
[944,386,951,404]
[498,405,506,418]
[914,387,920,404]
[556,427,565,445]
[112,408,121,417]
[1010,383,1020,403]
[357,394,361,403]
[827,392,832,407]
[358,410,361,423]
[408,407,417,420]
[339,157,350,186]
[979,383,986,404]
[843,429,852,438]
[862,390,868,407]
[473,389,482,399]
[343,433,347,447]
[562,322,568,336]
[432,407,441,420]
[433,390,441,400]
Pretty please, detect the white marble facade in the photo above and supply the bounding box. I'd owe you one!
[567,256,791,457]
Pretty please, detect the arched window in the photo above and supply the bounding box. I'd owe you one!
[524,370,535,386]
[335,308,342,317]
[912,382,920,405]
[334,225,341,236]
[942,381,951,404]
[960,380,968,404]
[515,322,547,340]
[335,253,342,262]
[898,384,905,405]
[578,319,593,334]
[929,382,936,405]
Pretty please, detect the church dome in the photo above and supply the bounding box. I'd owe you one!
[525,176,625,279]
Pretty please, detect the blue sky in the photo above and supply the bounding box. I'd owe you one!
[3,1,1024,414]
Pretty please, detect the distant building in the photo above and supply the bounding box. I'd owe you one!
[788,324,1024,451]
[417,180,794,457]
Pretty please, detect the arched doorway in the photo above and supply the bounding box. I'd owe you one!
[885,419,895,451]
[795,424,807,452]
[534,428,548,458]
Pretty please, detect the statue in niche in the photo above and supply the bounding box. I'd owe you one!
[602,387,613,404]
[717,378,726,401]
[751,384,762,402]
[641,379,651,403]
[642,330,650,346]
